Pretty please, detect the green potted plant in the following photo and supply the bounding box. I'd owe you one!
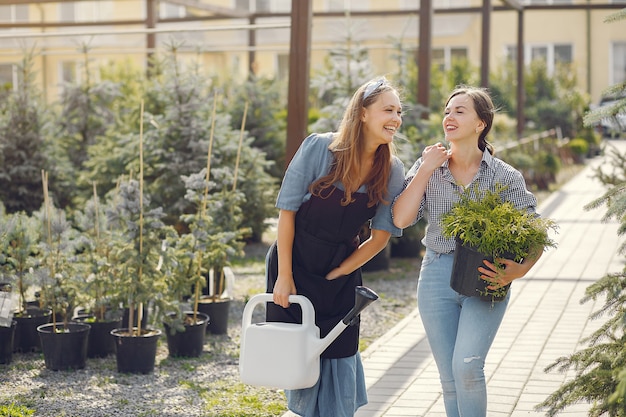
[0,209,51,354]
[72,185,124,358]
[35,175,91,371]
[441,184,558,302]
[175,168,248,337]
[107,177,178,373]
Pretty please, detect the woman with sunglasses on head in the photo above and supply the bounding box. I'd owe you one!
[265,77,405,417]
[392,85,542,417]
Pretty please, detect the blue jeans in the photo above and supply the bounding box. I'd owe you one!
[417,249,509,417]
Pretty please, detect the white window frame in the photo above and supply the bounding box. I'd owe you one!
[276,53,289,81]
[0,4,29,23]
[59,61,80,85]
[430,0,471,8]
[611,41,626,85]
[526,43,573,75]
[0,63,18,92]
[432,46,469,72]
[58,1,114,23]
[58,2,76,23]
[233,0,289,12]
[326,0,346,11]
[523,0,572,4]
[159,2,186,19]
[507,43,573,75]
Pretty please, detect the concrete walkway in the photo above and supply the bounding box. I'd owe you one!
[282,139,626,417]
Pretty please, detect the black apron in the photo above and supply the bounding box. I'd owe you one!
[266,186,377,358]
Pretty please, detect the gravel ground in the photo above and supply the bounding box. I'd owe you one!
[0,240,420,417]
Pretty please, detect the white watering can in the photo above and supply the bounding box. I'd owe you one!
[239,286,379,390]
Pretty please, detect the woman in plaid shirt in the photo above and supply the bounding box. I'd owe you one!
[392,86,543,417]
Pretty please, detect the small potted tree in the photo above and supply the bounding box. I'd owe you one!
[107,177,178,374]
[35,174,91,371]
[0,210,51,353]
[72,184,123,358]
[441,184,558,302]
[196,180,248,335]
[167,168,247,344]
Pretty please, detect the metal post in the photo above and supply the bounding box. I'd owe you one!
[285,0,312,168]
[248,15,256,79]
[517,9,524,138]
[480,0,491,88]
[146,0,156,72]
[417,0,432,116]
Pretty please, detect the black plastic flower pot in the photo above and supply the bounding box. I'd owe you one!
[37,322,91,371]
[13,307,52,353]
[0,320,16,364]
[163,311,209,358]
[73,315,123,358]
[450,238,511,302]
[198,297,230,335]
[111,327,161,374]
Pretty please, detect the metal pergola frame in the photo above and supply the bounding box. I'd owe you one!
[2,0,624,166]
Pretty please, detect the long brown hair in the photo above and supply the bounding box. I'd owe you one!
[446,85,496,154]
[310,77,399,207]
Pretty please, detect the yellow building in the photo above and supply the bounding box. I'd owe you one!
[0,0,624,105]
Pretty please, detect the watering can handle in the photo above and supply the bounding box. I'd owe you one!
[241,293,316,329]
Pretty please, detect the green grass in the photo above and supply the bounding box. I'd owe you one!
[199,381,286,417]
[0,402,35,417]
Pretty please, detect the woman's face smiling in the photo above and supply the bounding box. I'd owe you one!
[443,93,484,143]
[361,90,402,146]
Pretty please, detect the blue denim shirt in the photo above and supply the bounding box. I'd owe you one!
[276,132,404,237]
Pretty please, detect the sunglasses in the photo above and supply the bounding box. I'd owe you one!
[363,78,388,101]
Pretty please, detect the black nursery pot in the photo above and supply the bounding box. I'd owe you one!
[111,328,161,374]
[198,297,230,335]
[13,307,52,353]
[73,314,123,358]
[37,322,91,371]
[0,320,16,364]
[450,238,511,302]
[163,311,209,358]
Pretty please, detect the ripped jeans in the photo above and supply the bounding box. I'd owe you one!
[417,249,509,417]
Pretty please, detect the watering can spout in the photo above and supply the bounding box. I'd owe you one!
[343,286,379,325]
[313,286,379,357]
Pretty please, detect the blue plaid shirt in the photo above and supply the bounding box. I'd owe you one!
[395,149,538,253]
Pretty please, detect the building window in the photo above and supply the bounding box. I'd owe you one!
[524,0,572,4]
[256,0,271,12]
[234,0,289,12]
[507,43,573,75]
[60,61,78,84]
[59,2,75,22]
[277,53,289,81]
[235,0,250,11]
[431,0,471,7]
[554,44,573,63]
[327,0,346,11]
[59,1,114,22]
[613,42,626,85]
[0,64,17,92]
[0,4,29,23]
[160,2,186,19]
[433,46,468,72]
